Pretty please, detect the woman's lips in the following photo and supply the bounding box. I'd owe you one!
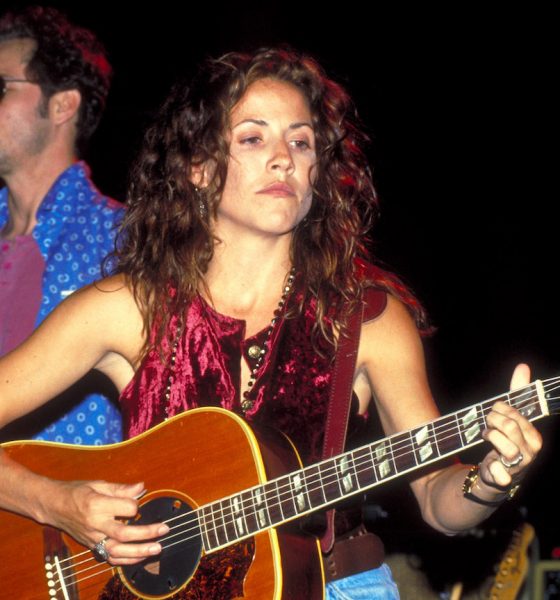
[257,182,295,196]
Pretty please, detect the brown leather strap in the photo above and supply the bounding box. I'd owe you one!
[319,302,362,553]
[323,524,385,583]
[319,288,386,553]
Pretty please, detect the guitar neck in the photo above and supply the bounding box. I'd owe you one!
[198,379,553,553]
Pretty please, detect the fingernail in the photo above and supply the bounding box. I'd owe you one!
[158,525,170,535]
[149,544,162,554]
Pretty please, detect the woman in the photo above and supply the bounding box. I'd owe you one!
[0,48,542,599]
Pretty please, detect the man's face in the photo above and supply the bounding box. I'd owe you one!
[0,37,51,178]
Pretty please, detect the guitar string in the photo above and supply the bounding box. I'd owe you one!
[54,392,559,596]
[55,379,560,592]
[74,378,560,565]
[57,375,560,570]
[52,394,545,597]
[52,379,560,593]
[149,382,560,550]
[158,388,555,552]
[52,563,115,595]
[153,380,560,550]
[54,379,560,592]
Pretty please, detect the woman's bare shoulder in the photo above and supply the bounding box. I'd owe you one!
[70,273,133,303]
[59,274,140,324]
[0,275,144,426]
[356,295,439,433]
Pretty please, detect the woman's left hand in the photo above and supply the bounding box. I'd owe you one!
[479,363,543,489]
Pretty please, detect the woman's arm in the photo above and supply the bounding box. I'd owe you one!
[0,275,167,564]
[0,275,141,425]
[357,295,543,534]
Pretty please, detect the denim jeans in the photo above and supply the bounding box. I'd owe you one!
[325,564,400,599]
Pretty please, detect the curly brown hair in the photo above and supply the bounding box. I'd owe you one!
[115,47,430,354]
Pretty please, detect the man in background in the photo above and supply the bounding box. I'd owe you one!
[0,6,123,444]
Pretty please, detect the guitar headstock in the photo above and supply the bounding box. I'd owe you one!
[489,523,535,600]
[508,378,560,420]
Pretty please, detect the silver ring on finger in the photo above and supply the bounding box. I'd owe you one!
[499,453,523,469]
[92,537,110,562]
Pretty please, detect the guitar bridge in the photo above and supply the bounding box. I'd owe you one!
[43,526,78,600]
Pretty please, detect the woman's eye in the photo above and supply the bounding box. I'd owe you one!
[239,136,262,145]
[291,139,312,150]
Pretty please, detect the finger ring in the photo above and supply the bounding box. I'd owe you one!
[499,453,523,469]
[92,537,110,562]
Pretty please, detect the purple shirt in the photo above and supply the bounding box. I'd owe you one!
[0,236,44,355]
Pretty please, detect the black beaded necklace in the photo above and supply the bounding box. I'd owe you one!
[241,267,296,413]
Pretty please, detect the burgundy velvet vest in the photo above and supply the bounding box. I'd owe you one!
[119,271,387,467]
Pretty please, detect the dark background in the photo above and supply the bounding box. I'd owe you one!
[4,1,557,592]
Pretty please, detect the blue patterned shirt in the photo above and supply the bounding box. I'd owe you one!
[0,162,125,445]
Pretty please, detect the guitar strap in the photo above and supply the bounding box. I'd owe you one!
[320,287,387,554]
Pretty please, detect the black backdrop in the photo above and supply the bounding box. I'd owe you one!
[4,1,558,590]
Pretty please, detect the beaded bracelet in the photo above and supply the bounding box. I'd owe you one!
[462,465,521,507]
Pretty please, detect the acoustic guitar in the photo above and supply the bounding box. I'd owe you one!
[1,377,558,599]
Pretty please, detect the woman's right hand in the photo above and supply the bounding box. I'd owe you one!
[48,480,169,565]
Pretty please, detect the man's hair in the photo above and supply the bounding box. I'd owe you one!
[0,5,112,154]
[115,47,430,354]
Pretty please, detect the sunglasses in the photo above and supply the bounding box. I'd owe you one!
[0,75,35,100]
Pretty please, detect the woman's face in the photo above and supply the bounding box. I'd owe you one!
[213,78,317,243]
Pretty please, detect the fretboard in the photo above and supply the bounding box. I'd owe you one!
[197,379,550,553]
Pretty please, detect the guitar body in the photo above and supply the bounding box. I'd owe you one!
[1,408,324,599]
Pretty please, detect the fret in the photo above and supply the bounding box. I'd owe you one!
[304,464,326,508]
[457,405,484,446]
[335,454,358,495]
[204,503,220,549]
[392,432,416,473]
[231,494,249,538]
[480,396,492,420]
[238,490,259,535]
[331,458,344,496]
[277,474,298,521]
[263,480,283,525]
[352,446,377,489]
[510,383,542,419]
[435,414,462,456]
[198,505,213,551]
[411,422,439,465]
[503,391,513,408]
[319,458,341,503]
[219,498,236,544]
[290,472,309,514]
[372,440,395,481]
[491,392,509,409]
[252,485,271,530]
[206,501,228,547]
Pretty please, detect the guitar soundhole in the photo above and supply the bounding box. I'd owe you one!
[120,496,202,597]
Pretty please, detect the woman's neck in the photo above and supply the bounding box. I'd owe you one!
[203,239,293,335]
